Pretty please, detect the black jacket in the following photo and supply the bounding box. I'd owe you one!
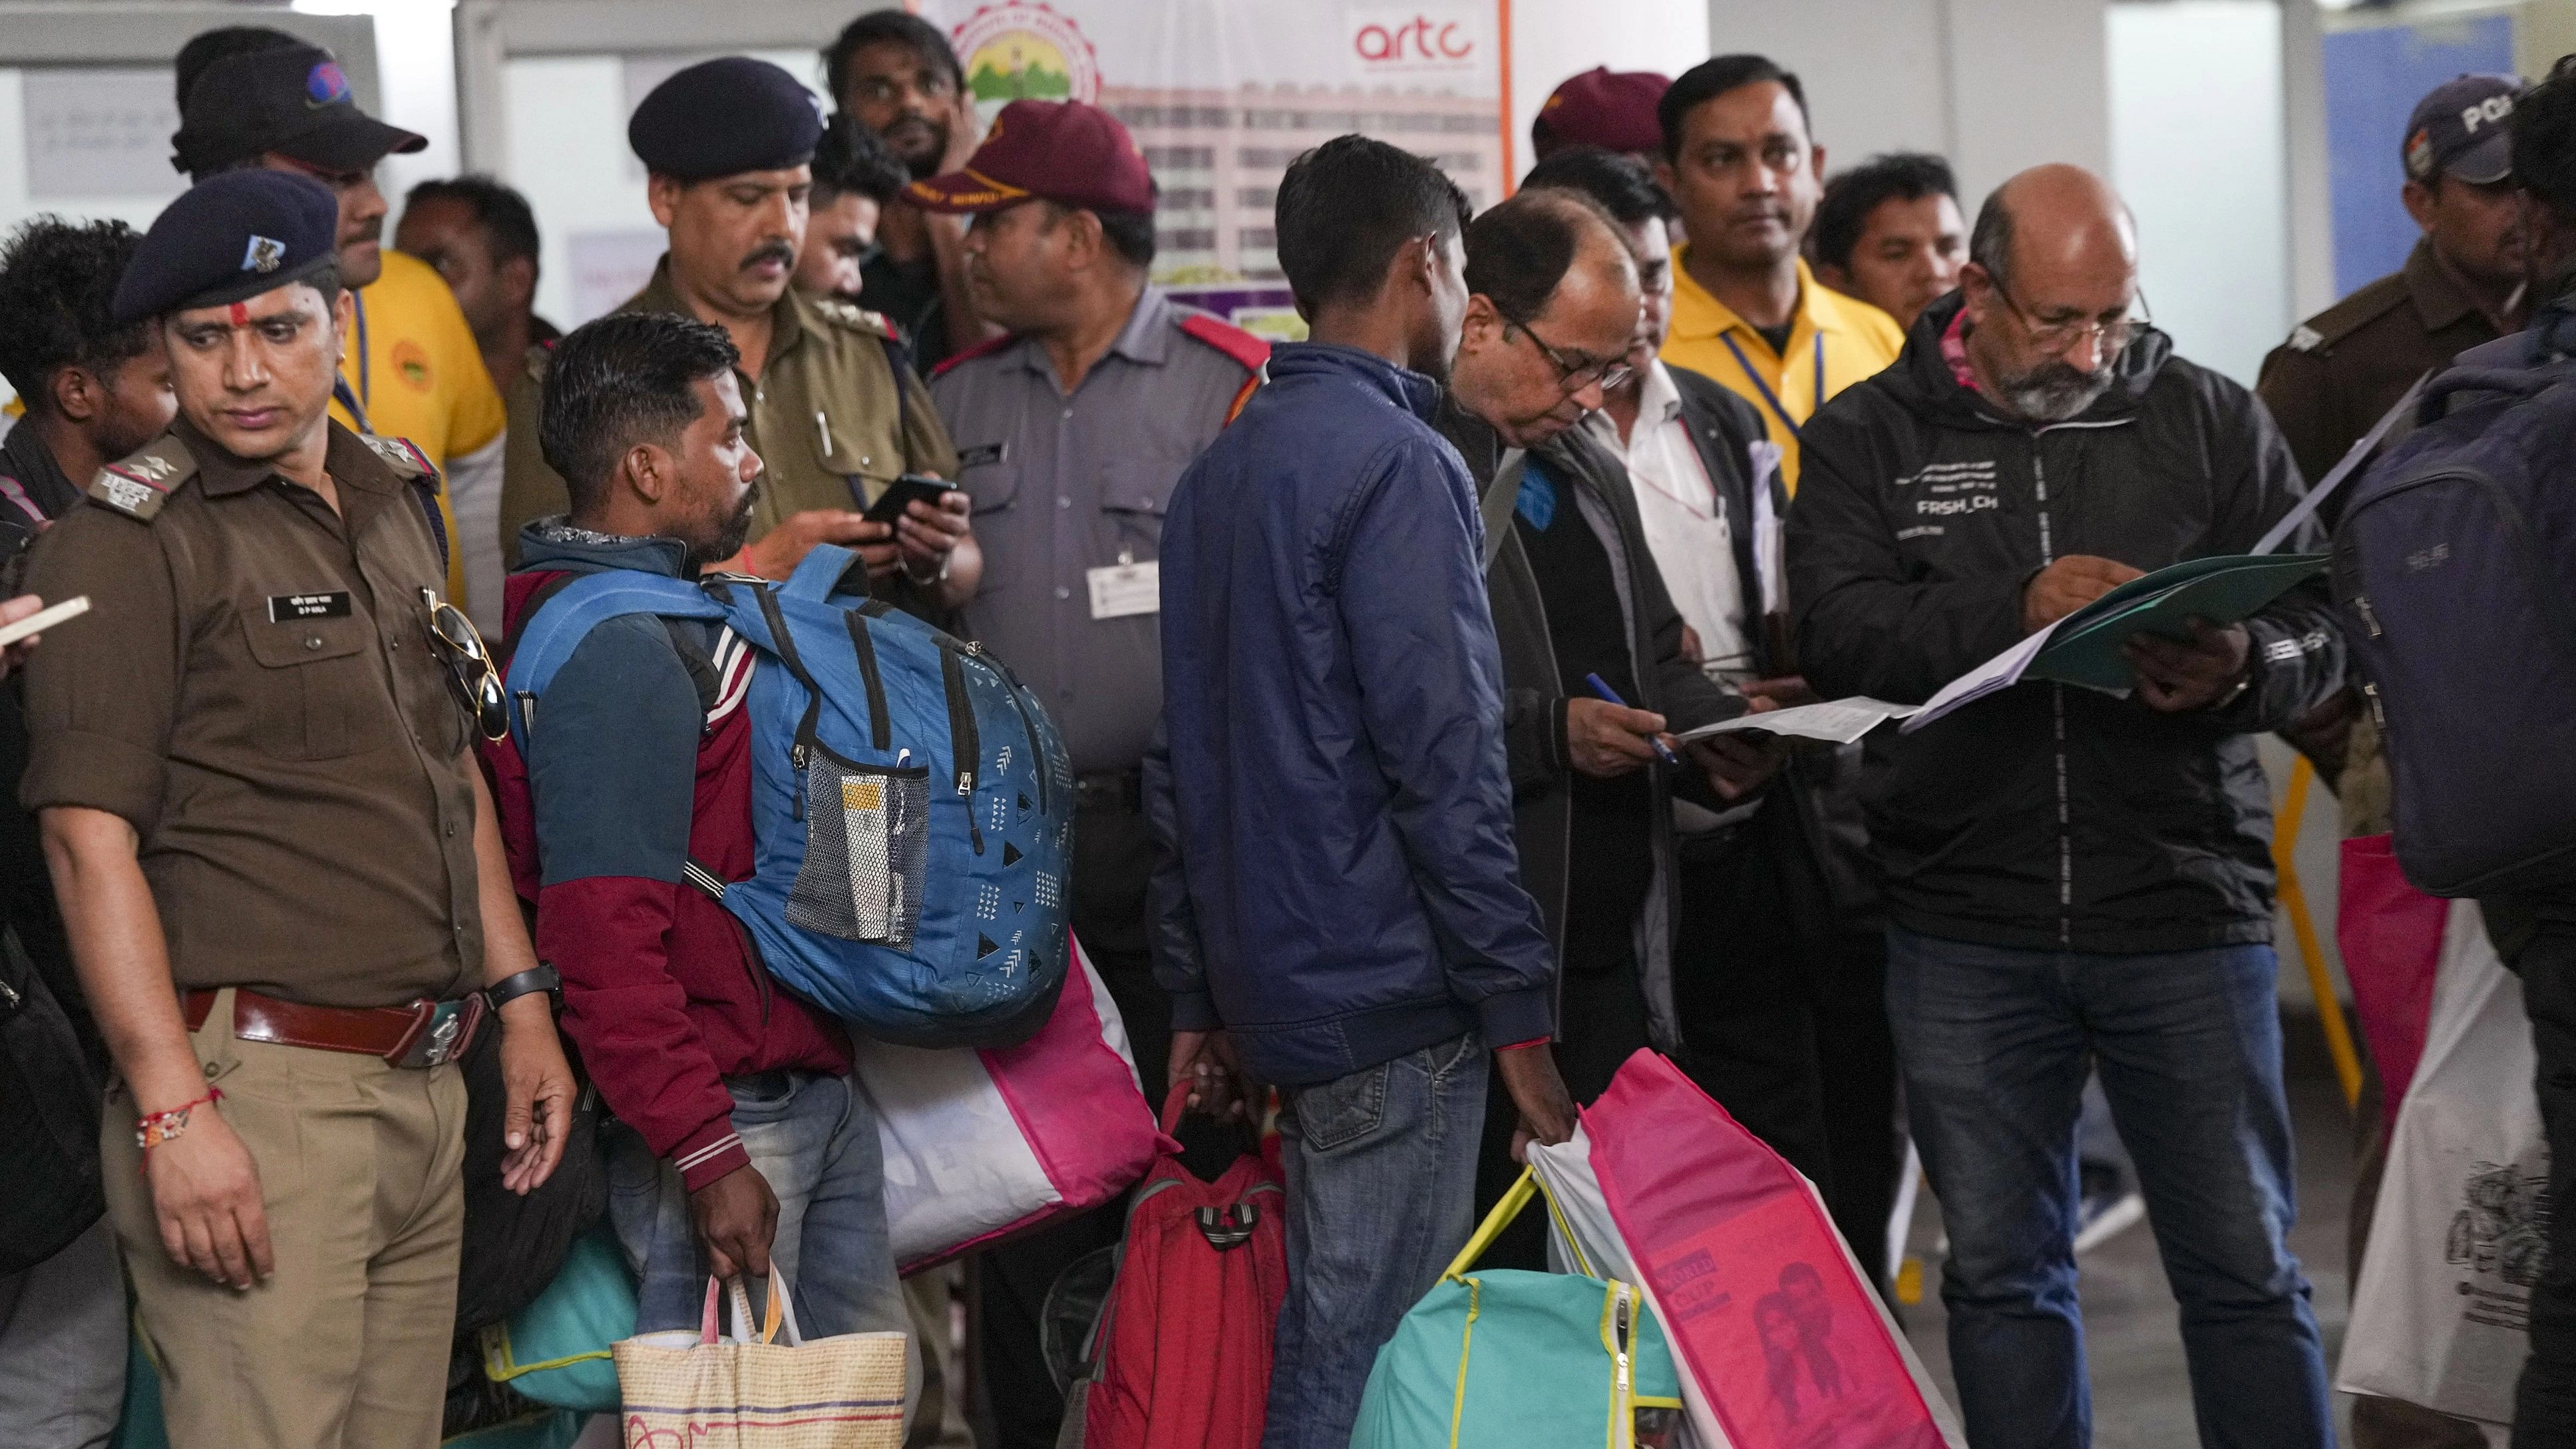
[1787,294,2345,954]
[1437,399,1741,1050]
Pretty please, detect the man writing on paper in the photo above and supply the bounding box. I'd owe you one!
[1787,165,2346,1449]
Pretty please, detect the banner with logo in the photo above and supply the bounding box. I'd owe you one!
[914,1,1512,335]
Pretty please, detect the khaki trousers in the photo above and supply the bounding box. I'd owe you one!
[103,990,468,1449]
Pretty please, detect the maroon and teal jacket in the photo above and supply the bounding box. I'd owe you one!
[490,524,848,1191]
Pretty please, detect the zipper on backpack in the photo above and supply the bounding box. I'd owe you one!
[2354,592,2383,638]
[2364,680,2387,732]
[938,643,984,853]
[1612,1284,1636,1447]
[967,638,1050,813]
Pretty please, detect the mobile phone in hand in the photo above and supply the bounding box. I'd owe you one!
[861,475,960,526]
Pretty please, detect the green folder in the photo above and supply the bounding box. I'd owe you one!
[2029,554,2328,694]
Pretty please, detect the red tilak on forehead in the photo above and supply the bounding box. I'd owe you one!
[228,302,250,327]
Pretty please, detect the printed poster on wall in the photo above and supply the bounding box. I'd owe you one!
[913,1,1511,338]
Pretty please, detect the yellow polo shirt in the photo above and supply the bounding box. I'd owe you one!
[1660,252,1903,495]
[327,250,506,604]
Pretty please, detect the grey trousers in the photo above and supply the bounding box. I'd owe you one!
[0,1219,126,1449]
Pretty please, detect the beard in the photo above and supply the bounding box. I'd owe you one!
[1997,360,2114,423]
[685,482,760,571]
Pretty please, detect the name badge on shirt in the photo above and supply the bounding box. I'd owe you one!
[268,591,352,622]
[1087,559,1159,620]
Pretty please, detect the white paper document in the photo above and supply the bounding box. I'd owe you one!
[1900,619,2068,733]
[1677,696,1921,745]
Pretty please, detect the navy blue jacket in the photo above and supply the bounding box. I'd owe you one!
[1153,343,1555,1087]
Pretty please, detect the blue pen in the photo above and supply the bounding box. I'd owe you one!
[1582,672,1680,767]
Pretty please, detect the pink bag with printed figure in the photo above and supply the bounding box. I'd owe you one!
[856,938,1169,1273]
[1584,1050,1963,1449]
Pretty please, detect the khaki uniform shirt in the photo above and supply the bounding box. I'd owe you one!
[19,419,485,1008]
[498,260,960,565]
[2256,238,2510,492]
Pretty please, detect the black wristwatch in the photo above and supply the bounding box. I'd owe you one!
[483,963,562,1014]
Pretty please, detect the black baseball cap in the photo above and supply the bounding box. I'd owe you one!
[170,42,426,177]
[2405,74,2525,186]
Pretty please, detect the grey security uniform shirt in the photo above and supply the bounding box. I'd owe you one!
[930,288,1262,775]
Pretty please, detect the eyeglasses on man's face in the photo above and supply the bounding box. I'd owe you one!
[1501,307,1634,398]
[1990,276,2153,355]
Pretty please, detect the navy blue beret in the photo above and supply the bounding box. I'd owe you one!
[630,57,827,181]
[113,170,340,325]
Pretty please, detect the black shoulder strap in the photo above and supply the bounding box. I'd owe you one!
[413,479,451,574]
[881,335,914,453]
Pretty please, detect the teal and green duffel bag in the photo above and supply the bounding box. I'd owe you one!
[478,1221,635,1412]
[1353,1167,1684,1448]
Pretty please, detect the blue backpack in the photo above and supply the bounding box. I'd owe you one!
[505,545,1074,1047]
[2333,337,2576,897]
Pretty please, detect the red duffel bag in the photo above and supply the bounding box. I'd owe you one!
[1061,1084,1288,1449]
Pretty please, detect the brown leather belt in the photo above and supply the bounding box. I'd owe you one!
[181,987,485,1068]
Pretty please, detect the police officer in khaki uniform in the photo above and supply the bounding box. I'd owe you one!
[2259,73,2529,499]
[499,57,972,608]
[19,170,574,1449]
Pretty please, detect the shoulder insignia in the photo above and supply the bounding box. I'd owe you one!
[2286,272,2409,356]
[930,331,1020,380]
[1177,312,1272,374]
[86,434,197,522]
[813,297,897,341]
[361,433,437,482]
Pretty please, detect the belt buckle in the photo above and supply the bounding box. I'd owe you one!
[395,996,483,1068]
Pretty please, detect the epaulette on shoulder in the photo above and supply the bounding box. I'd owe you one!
[812,296,899,342]
[930,331,1019,380]
[87,433,197,522]
[361,433,439,482]
[2286,272,2410,356]
[1177,312,1272,374]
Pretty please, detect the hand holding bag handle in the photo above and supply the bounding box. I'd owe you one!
[697,1269,802,1346]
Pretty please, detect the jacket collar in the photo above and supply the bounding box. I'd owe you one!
[184,416,403,499]
[626,255,811,364]
[514,518,694,578]
[1267,341,1444,420]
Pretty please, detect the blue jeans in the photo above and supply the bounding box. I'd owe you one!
[606,1070,918,1422]
[1885,928,2331,1449]
[1262,1032,1489,1449]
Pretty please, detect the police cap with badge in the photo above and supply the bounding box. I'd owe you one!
[112,168,339,327]
[630,56,826,180]
[90,170,342,522]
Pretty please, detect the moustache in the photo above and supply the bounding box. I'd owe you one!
[346,216,383,244]
[739,242,796,272]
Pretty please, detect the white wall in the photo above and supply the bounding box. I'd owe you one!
[1705,0,2110,208]
[2110,0,2291,386]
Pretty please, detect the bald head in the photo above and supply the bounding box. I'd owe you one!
[1957,166,2144,422]
[1970,164,2136,293]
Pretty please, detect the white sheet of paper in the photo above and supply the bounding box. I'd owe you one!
[1901,618,2069,733]
[1087,559,1160,620]
[1676,696,1921,745]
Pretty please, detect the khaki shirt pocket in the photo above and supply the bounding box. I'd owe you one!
[239,607,371,760]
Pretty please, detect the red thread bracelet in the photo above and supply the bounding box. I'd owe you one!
[136,1086,222,1159]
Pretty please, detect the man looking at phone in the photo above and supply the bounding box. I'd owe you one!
[498,58,976,612]
[910,98,1268,1448]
